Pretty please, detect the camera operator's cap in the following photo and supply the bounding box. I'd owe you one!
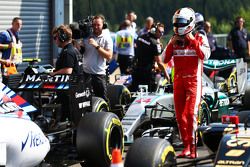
[172,7,195,36]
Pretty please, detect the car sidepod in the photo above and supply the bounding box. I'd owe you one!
[0,117,50,167]
[214,133,250,167]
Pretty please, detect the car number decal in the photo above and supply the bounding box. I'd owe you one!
[219,98,229,107]
[226,136,250,147]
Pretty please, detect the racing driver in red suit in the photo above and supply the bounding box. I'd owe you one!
[163,7,211,159]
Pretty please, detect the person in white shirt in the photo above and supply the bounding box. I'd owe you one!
[82,15,113,102]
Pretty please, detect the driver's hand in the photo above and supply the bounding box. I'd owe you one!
[185,32,195,40]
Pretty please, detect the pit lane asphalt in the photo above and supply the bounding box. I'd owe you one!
[45,145,213,167]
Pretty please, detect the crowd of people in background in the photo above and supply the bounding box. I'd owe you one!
[0,11,249,98]
[0,13,248,90]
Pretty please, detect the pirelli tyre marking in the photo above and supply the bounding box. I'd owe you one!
[92,96,109,112]
[96,100,109,112]
[120,87,131,104]
[161,145,175,164]
[105,117,123,160]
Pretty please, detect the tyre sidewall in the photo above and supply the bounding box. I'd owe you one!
[76,112,123,167]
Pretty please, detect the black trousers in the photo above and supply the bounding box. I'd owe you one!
[235,49,248,62]
[83,72,108,102]
[131,68,156,92]
[117,54,133,75]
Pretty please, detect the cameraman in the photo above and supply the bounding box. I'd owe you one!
[163,7,210,159]
[82,15,113,102]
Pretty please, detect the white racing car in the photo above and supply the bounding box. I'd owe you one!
[6,70,124,167]
[0,82,50,167]
[122,58,250,167]
[121,58,250,146]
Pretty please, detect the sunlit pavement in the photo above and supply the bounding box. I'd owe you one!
[52,145,213,167]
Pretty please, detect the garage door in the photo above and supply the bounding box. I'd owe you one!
[0,0,51,72]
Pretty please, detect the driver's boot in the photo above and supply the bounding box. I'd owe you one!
[188,144,198,159]
[177,141,190,158]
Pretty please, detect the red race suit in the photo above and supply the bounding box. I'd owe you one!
[163,33,210,150]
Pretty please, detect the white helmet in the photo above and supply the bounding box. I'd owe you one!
[172,7,195,36]
[195,12,204,24]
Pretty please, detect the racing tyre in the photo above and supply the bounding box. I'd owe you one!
[243,82,250,109]
[76,112,123,167]
[198,100,211,126]
[107,84,131,107]
[125,138,176,167]
[92,96,109,112]
[107,84,131,118]
[197,100,211,146]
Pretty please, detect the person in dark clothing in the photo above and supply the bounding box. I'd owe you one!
[51,24,80,121]
[204,21,217,52]
[194,12,206,35]
[51,25,80,76]
[227,16,250,61]
[131,22,169,92]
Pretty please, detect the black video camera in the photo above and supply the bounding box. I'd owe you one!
[70,16,94,39]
